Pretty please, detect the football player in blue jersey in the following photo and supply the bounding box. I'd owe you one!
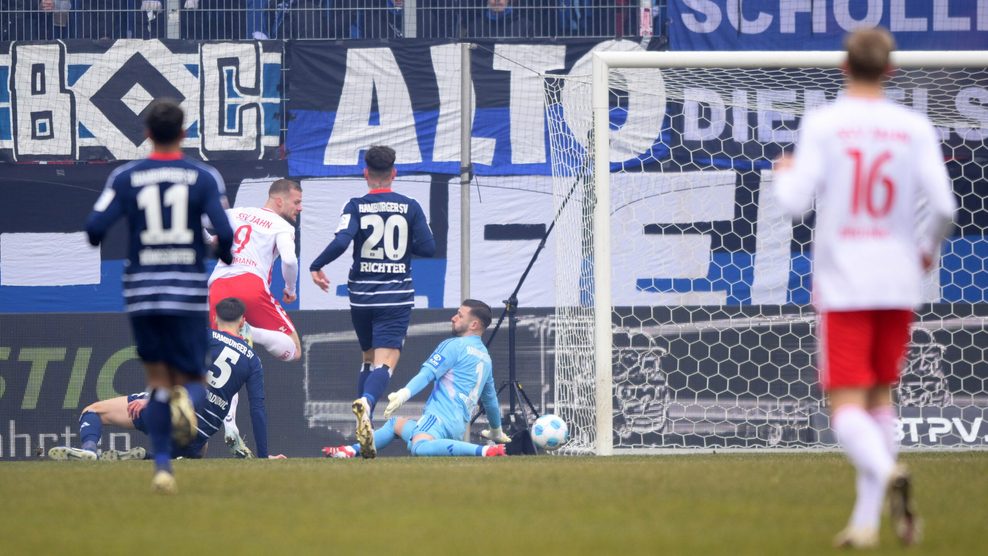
[48,298,284,462]
[309,145,436,458]
[322,300,511,459]
[84,100,235,493]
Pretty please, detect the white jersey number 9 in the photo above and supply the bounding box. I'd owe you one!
[360,214,409,261]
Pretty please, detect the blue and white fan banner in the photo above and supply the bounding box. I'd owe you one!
[0,40,282,162]
[668,0,988,52]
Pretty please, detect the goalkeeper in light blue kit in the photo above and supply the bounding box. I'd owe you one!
[322,299,511,458]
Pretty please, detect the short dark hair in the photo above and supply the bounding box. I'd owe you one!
[845,27,895,82]
[365,146,396,179]
[215,297,246,323]
[144,99,185,145]
[462,299,492,330]
[269,178,302,197]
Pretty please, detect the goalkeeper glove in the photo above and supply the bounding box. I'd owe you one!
[481,427,511,443]
[383,387,410,419]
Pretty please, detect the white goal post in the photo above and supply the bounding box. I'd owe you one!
[544,49,988,456]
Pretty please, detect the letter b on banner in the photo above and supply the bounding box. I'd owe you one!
[200,43,263,160]
[11,43,76,159]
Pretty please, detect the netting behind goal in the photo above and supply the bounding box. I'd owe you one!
[543,50,988,454]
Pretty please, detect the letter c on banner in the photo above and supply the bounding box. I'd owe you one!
[11,43,76,160]
[200,43,263,159]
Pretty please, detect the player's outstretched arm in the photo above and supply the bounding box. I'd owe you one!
[246,357,269,458]
[309,234,353,272]
[276,231,299,302]
[310,269,331,293]
[201,209,230,248]
[383,365,436,418]
[410,201,437,257]
[773,114,824,218]
[85,175,125,246]
[384,341,458,418]
[309,203,359,288]
[383,388,410,419]
[479,374,507,442]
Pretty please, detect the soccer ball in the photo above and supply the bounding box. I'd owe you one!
[531,414,568,450]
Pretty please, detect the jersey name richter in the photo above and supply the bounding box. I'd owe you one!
[346,192,432,306]
[353,199,414,275]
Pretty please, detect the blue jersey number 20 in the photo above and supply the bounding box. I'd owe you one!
[360,214,409,261]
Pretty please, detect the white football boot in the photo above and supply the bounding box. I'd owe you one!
[832,526,879,549]
[151,470,177,495]
[100,447,147,461]
[48,446,97,461]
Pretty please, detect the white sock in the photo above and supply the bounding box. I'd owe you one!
[869,406,899,461]
[833,406,895,530]
[849,472,876,531]
[223,393,240,439]
[250,327,297,361]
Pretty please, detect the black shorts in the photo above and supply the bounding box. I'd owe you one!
[349,305,412,352]
[129,313,209,377]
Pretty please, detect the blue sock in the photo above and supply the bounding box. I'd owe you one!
[79,411,102,453]
[357,363,372,397]
[372,417,398,450]
[361,365,391,417]
[183,381,206,409]
[399,419,417,451]
[411,438,483,457]
[145,388,173,472]
[399,419,417,444]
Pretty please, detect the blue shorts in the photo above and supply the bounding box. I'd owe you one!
[128,392,203,459]
[412,411,464,444]
[128,392,150,433]
[349,305,412,352]
[129,314,209,377]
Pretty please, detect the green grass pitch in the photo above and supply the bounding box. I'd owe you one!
[2,452,985,554]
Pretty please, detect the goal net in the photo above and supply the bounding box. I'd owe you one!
[543,49,988,454]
